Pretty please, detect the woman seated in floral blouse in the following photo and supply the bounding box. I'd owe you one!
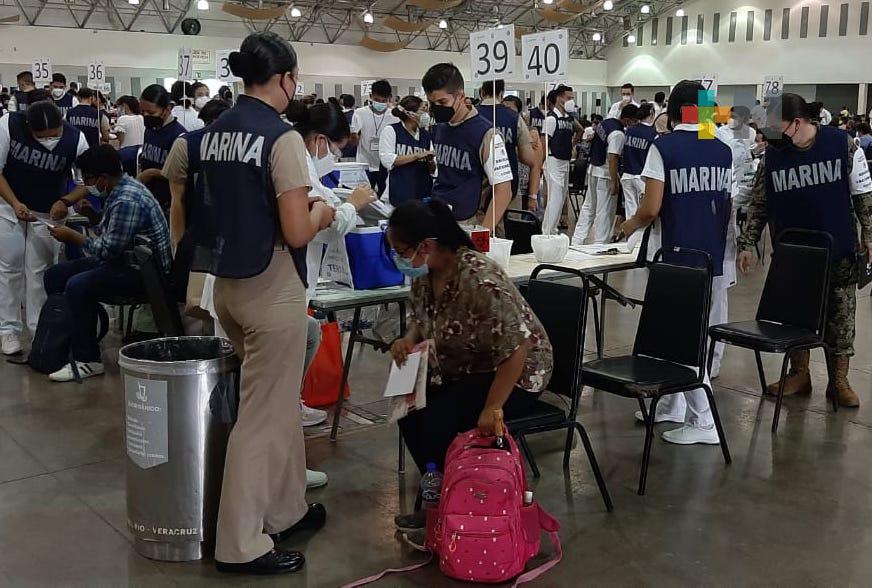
[387,198,553,532]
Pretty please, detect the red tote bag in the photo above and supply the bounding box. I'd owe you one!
[302,321,351,408]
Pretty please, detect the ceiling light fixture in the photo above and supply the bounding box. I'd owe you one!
[592,32,602,41]
[627,33,636,43]
[128,0,139,5]
[438,18,448,29]
[543,0,554,4]
[196,0,208,9]
[641,4,650,14]
[603,0,613,10]
[676,8,685,17]
[497,23,504,29]
[290,6,301,17]
[363,11,374,24]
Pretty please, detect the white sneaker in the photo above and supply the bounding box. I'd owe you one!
[1,333,21,356]
[634,410,685,424]
[661,423,720,445]
[306,469,328,489]
[49,362,105,383]
[301,402,328,427]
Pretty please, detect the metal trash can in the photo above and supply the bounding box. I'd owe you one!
[119,336,240,562]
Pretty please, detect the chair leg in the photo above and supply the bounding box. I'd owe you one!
[703,384,732,464]
[414,491,423,512]
[754,351,768,396]
[562,426,574,470]
[706,338,718,380]
[590,294,602,358]
[771,353,792,434]
[638,395,660,496]
[574,423,613,512]
[637,398,649,423]
[517,434,540,478]
[125,305,137,341]
[397,429,406,475]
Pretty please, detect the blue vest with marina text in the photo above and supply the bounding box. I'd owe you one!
[764,125,856,260]
[547,112,574,161]
[140,118,187,209]
[66,104,100,148]
[479,103,519,196]
[589,117,623,167]
[657,130,732,275]
[622,123,658,176]
[189,95,307,283]
[341,109,357,159]
[4,112,80,213]
[431,113,490,220]
[386,122,433,206]
[53,93,74,119]
[12,90,29,112]
[529,107,545,133]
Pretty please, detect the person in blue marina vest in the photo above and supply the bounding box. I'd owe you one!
[0,100,90,356]
[136,84,187,211]
[49,73,78,119]
[8,71,36,113]
[620,102,656,250]
[619,80,733,446]
[422,63,514,233]
[378,95,435,206]
[502,94,543,211]
[543,85,580,235]
[66,88,111,148]
[738,94,872,408]
[187,31,334,576]
[478,80,541,211]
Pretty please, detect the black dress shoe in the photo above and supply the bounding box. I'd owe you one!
[216,549,305,575]
[270,503,327,543]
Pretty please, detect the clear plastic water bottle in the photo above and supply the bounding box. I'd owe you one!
[420,462,443,506]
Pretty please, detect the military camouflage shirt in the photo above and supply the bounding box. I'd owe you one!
[409,248,553,393]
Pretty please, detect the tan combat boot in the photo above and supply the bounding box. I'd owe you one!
[826,355,860,408]
[766,349,812,396]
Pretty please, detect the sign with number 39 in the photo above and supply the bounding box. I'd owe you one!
[468,25,515,82]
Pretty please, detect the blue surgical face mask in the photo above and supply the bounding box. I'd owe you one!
[392,246,429,279]
[371,100,388,113]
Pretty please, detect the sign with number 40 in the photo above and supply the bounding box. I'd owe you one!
[521,30,568,83]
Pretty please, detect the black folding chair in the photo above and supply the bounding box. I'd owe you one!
[132,236,185,337]
[581,248,731,495]
[568,155,589,219]
[503,209,541,255]
[708,230,835,433]
[507,265,613,512]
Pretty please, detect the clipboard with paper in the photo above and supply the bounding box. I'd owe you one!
[384,340,429,423]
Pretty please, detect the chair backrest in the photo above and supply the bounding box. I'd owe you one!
[525,266,590,415]
[633,251,713,371]
[756,230,832,333]
[504,209,541,255]
[133,239,185,337]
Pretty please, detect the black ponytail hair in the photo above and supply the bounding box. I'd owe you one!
[285,101,350,142]
[666,80,705,129]
[140,84,171,109]
[26,100,63,131]
[388,199,475,252]
[392,95,423,121]
[170,80,195,108]
[228,31,298,86]
[637,102,655,120]
[775,93,824,122]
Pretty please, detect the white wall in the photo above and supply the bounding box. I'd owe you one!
[605,0,872,87]
[0,25,608,105]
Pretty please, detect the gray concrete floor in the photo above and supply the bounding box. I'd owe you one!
[2,259,872,587]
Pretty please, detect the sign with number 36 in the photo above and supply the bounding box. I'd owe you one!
[468,25,515,82]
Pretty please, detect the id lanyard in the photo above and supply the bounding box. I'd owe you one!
[370,109,388,152]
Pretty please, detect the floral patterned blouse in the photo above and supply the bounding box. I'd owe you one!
[409,248,553,393]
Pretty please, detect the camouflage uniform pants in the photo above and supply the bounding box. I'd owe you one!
[826,258,857,356]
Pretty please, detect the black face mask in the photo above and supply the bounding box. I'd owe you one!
[143,115,164,131]
[430,98,457,124]
[768,121,797,151]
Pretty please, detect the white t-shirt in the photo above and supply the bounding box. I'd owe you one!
[591,127,626,179]
[351,107,399,171]
[115,114,145,148]
[378,124,434,171]
[171,106,204,132]
[607,99,639,120]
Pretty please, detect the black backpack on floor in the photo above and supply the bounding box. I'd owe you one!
[28,294,109,377]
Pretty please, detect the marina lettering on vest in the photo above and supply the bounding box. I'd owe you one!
[770,159,843,193]
[396,143,425,156]
[67,115,98,129]
[200,131,265,166]
[669,166,732,194]
[435,143,472,171]
[555,119,574,131]
[499,126,515,144]
[9,140,68,172]
[141,143,171,166]
[625,135,650,150]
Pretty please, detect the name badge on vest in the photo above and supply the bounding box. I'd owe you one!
[369,138,380,152]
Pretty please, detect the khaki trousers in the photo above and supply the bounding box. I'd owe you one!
[213,252,309,563]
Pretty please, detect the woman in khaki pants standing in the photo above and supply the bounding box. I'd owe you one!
[188,31,335,575]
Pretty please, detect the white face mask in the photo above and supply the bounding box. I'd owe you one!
[51,88,66,100]
[37,136,61,151]
[312,137,337,178]
[621,95,631,104]
[564,99,577,113]
[194,96,210,110]
[727,118,739,129]
[420,112,432,127]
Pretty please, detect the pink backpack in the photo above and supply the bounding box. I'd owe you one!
[344,428,562,587]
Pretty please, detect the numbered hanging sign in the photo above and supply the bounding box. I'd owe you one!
[295,82,305,96]
[468,25,515,82]
[87,60,105,89]
[31,57,52,85]
[521,29,568,83]
[177,48,193,82]
[763,75,784,99]
[361,79,376,96]
[215,49,241,82]
[692,72,719,96]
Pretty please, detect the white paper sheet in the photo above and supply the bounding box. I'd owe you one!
[384,350,422,397]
